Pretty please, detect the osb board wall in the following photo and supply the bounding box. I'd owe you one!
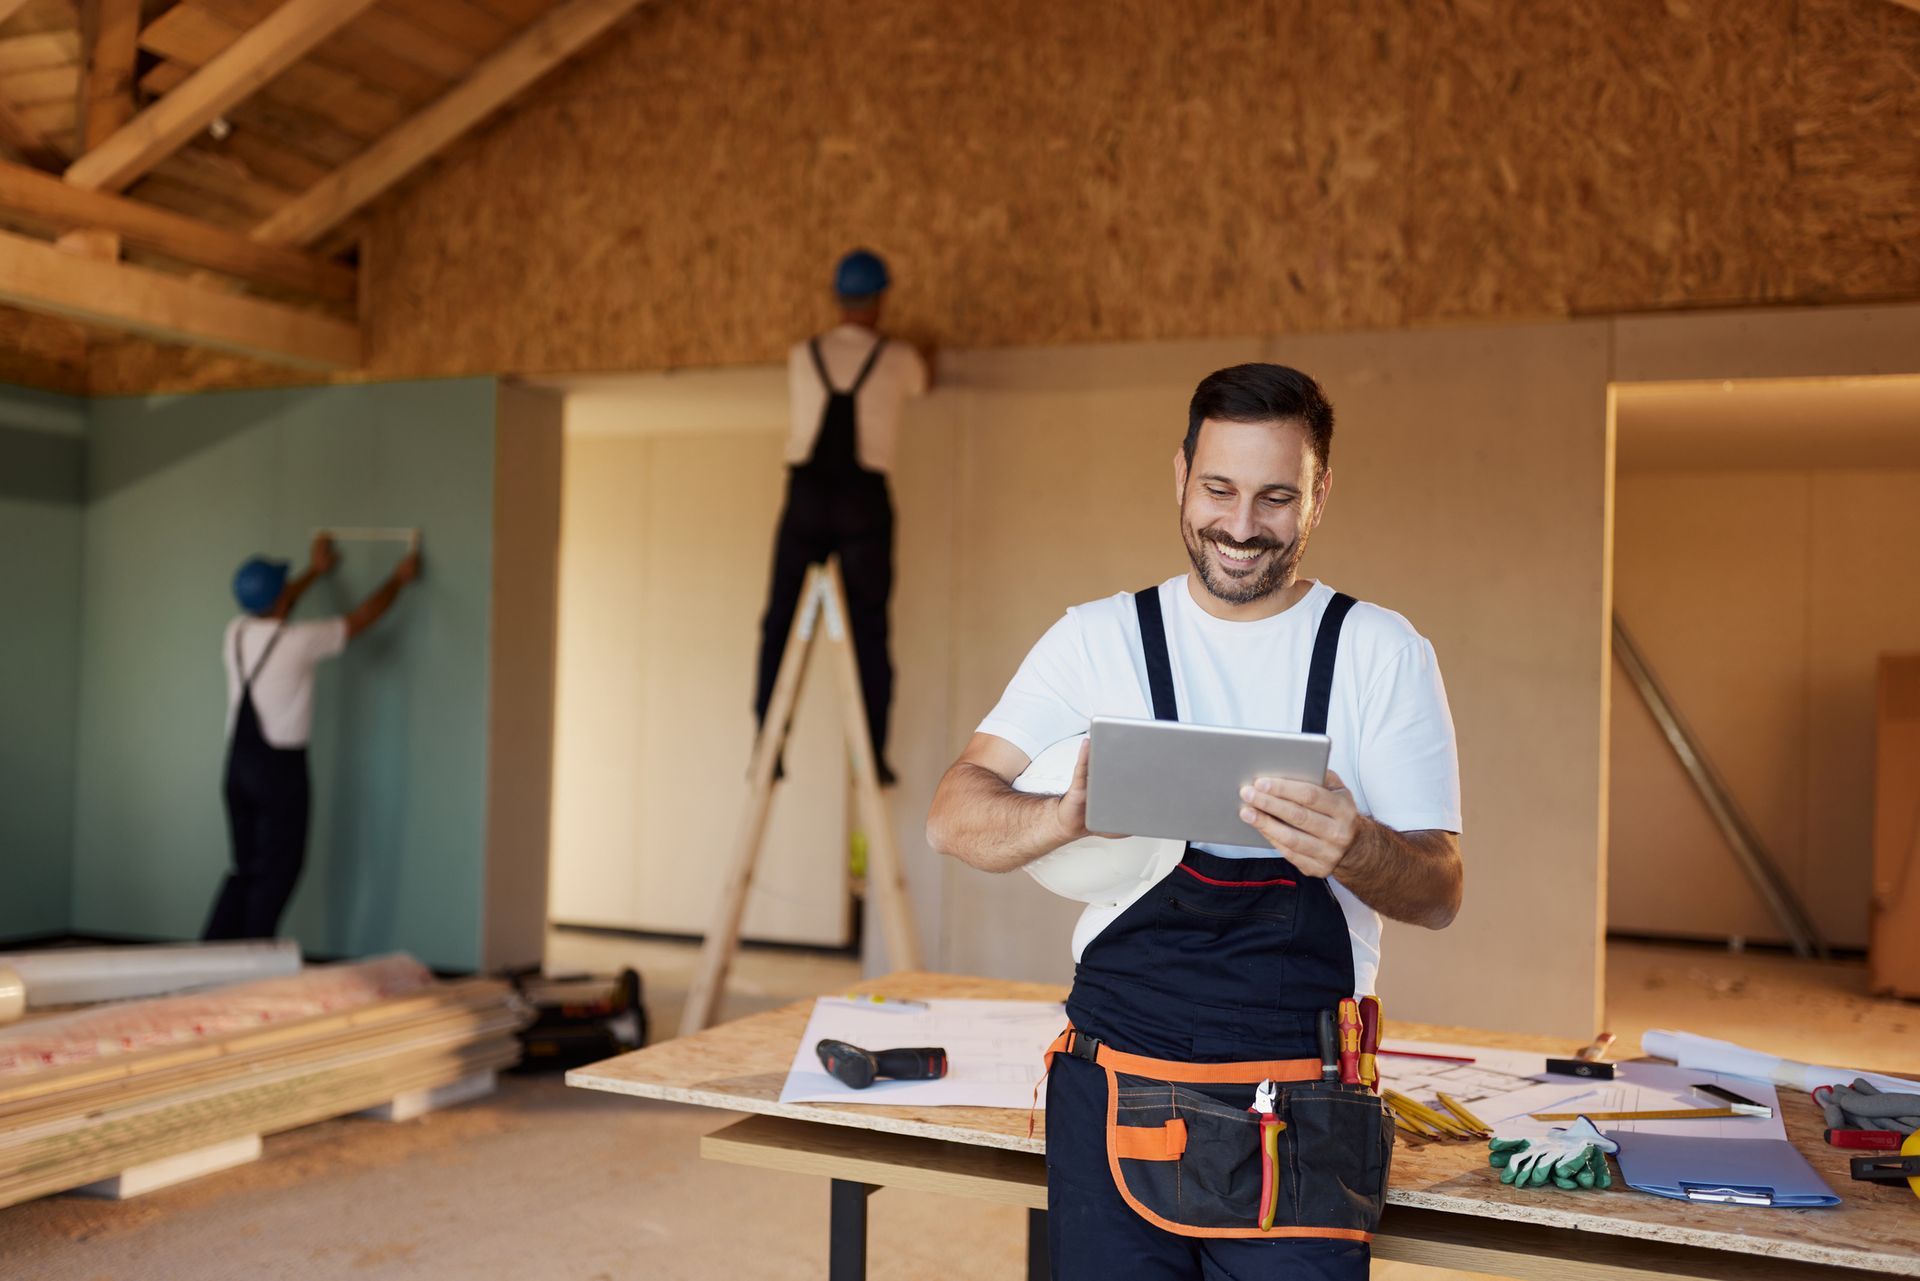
[71,0,1920,395]
[0,306,88,396]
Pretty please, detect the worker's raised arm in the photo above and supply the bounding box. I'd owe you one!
[927,733,1097,874]
[269,534,338,621]
[344,551,421,640]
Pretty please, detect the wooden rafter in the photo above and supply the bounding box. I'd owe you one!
[0,158,354,301]
[0,225,360,368]
[0,93,60,169]
[251,0,651,248]
[0,0,36,29]
[65,0,381,193]
[76,0,141,152]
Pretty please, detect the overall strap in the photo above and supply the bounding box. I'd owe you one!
[1301,593,1358,735]
[1133,585,1178,722]
[807,338,837,392]
[847,337,889,393]
[237,621,287,689]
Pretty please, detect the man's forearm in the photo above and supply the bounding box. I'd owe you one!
[926,764,1070,874]
[270,567,322,620]
[1334,822,1462,930]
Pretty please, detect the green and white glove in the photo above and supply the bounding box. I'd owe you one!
[1488,1117,1618,1190]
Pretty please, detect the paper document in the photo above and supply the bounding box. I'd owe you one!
[1484,1061,1786,1142]
[780,997,1066,1108]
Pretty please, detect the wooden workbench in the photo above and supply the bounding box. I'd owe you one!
[568,972,1919,1280]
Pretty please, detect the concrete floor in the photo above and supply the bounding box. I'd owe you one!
[1,934,1913,1280]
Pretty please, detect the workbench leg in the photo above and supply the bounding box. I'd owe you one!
[829,1178,876,1281]
[1026,1207,1050,1281]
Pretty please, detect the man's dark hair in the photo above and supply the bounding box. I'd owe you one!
[1183,363,1335,471]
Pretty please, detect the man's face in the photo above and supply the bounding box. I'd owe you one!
[1175,418,1329,608]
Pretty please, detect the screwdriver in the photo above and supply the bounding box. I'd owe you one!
[815,1039,948,1090]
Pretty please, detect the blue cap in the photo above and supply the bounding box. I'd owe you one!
[233,557,290,614]
[833,249,890,300]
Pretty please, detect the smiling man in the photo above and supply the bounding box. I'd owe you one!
[927,363,1463,1280]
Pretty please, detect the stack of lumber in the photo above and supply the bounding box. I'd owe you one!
[0,954,526,1208]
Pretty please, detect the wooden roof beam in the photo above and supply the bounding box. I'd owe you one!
[0,225,360,368]
[251,0,652,248]
[0,158,354,301]
[77,0,142,153]
[65,0,381,193]
[0,93,62,170]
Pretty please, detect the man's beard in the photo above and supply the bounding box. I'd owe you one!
[1182,514,1306,606]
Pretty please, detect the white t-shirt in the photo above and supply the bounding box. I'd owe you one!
[786,323,929,474]
[223,616,349,749]
[977,575,1462,991]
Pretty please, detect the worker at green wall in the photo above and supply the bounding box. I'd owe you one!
[206,533,420,941]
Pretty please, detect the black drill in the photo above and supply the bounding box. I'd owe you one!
[815,1039,948,1090]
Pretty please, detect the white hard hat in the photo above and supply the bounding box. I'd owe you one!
[1012,735,1184,905]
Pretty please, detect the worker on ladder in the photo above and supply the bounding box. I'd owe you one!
[754,249,931,784]
[207,533,420,942]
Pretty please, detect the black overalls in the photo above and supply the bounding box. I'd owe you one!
[1042,585,1387,1280]
[754,337,896,769]
[205,623,312,941]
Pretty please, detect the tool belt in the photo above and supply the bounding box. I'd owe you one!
[1044,1026,1393,1241]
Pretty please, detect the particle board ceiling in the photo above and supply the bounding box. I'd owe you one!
[0,0,650,372]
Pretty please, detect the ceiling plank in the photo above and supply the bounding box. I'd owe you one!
[0,225,361,368]
[0,156,355,300]
[76,0,140,152]
[254,0,649,248]
[0,0,36,31]
[0,88,60,168]
[65,0,382,192]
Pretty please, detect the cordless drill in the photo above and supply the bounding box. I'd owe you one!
[815,1039,949,1089]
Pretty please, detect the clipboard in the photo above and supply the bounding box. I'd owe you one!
[1609,1132,1841,1208]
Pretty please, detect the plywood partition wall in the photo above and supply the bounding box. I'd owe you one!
[483,382,564,972]
[546,321,1616,1038]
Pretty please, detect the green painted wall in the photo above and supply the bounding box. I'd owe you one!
[71,379,498,970]
[0,386,87,942]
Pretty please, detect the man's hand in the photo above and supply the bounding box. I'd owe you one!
[394,550,422,585]
[1051,739,1105,847]
[309,533,339,575]
[1240,768,1464,928]
[1238,769,1362,878]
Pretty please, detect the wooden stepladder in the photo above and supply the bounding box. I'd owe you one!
[679,559,923,1036]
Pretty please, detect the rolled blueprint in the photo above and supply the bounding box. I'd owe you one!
[0,940,301,1007]
[1643,1029,1917,1096]
[0,967,22,1025]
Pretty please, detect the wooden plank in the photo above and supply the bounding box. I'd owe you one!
[360,5,479,81]
[702,1114,1049,1210]
[0,0,36,32]
[0,32,80,76]
[252,0,650,247]
[66,0,382,192]
[0,88,59,167]
[2,63,78,105]
[383,0,513,59]
[0,157,354,299]
[0,225,361,367]
[137,8,410,142]
[76,0,139,151]
[195,0,452,103]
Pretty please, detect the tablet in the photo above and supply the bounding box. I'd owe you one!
[1084,716,1331,848]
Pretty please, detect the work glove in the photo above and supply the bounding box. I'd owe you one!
[1488,1118,1618,1190]
[1818,1079,1920,1134]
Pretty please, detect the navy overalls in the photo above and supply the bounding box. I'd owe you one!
[206,622,310,940]
[1045,584,1371,1280]
[754,336,896,771]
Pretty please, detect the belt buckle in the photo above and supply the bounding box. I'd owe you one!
[1069,1031,1103,1064]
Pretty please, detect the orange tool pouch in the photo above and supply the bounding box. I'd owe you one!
[1044,1026,1393,1241]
